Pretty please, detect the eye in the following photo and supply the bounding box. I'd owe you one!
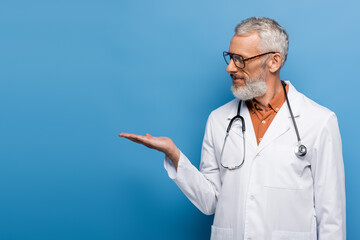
[232,54,245,68]
[233,54,244,63]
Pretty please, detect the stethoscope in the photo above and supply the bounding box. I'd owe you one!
[220,81,307,170]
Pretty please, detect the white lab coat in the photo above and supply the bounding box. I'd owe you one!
[164,81,346,240]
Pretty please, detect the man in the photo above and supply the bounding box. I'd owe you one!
[119,17,346,240]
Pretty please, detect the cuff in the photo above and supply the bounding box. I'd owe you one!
[164,151,185,179]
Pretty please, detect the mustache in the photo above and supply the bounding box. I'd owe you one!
[230,74,246,80]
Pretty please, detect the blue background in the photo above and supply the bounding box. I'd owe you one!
[1,0,358,239]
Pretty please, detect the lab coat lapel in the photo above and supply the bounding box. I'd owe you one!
[256,103,290,153]
[257,81,301,153]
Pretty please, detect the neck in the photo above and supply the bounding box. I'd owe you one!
[254,74,282,108]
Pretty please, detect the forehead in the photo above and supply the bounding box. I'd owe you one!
[228,32,261,56]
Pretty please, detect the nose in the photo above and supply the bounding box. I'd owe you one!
[226,59,238,74]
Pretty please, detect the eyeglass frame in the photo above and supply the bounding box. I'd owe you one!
[223,51,278,69]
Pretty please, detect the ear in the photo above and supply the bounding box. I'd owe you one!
[267,53,283,73]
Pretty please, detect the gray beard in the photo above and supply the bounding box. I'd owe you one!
[231,72,267,101]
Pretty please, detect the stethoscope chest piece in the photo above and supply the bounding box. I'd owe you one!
[294,144,307,157]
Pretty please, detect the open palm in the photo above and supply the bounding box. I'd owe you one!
[119,133,180,167]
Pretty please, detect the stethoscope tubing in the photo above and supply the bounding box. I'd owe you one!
[220,100,246,170]
[220,81,307,170]
[282,81,301,143]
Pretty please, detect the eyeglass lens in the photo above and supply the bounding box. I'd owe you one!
[224,52,245,69]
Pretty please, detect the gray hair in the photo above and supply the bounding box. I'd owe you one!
[234,17,289,67]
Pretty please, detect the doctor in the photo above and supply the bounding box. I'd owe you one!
[119,17,346,240]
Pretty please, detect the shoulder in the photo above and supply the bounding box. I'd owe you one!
[288,82,340,139]
[302,94,334,117]
[288,81,336,121]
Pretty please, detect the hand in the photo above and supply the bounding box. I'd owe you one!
[119,133,180,169]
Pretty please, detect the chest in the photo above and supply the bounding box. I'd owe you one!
[212,117,314,190]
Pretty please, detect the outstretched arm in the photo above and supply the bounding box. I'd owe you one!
[119,133,181,170]
[118,112,221,215]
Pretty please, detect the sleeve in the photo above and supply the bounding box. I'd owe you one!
[311,113,346,240]
[164,112,222,215]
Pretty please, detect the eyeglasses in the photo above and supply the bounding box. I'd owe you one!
[223,51,277,69]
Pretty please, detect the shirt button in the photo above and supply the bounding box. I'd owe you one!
[261,120,266,124]
[276,107,279,111]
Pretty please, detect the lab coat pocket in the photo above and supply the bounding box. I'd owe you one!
[210,225,233,240]
[264,146,312,190]
[271,230,316,240]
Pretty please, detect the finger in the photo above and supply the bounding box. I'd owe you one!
[125,137,157,150]
[119,132,154,139]
[120,132,155,142]
[128,138,143,144]
[122,134,152,145]
[119,132,137,138]
[119,132,159,149]
[119,133,145,140]
[122,135,143,142]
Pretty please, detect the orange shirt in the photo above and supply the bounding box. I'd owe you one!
[246,83,289,145]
